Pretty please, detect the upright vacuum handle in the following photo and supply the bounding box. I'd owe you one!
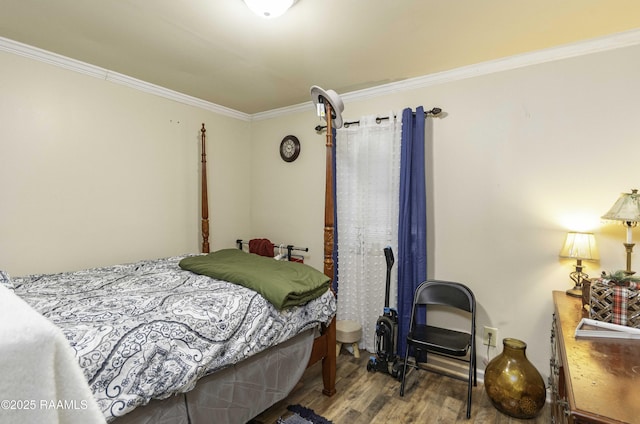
[383,246,394,309]
[384,246,394,270]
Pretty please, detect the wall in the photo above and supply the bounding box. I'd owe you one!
[3,35,640,385]
[249,43,640,381]
[248,114,328,267]
[0,51,251,276]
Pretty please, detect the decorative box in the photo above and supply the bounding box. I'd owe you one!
[582,279,640,328]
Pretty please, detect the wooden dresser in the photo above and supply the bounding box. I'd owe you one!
[551,291,640,423]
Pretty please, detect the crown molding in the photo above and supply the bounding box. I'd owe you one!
[0,36,251,122]
[3,28,640,123]
[253,28,640,121]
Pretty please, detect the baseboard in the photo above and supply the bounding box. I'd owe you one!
[416,355,485,383]
[414,355,552,403]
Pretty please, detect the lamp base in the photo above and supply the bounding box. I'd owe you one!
[624,243,635,276]
[566,262,587,298]
[566,286,583,297]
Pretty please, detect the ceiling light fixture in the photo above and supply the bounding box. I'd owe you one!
[243,0,296,19]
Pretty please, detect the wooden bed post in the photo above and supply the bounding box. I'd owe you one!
[324,103,335,281]
[201,123,210,254]
[322,102,337,396]
[305,101,337,397]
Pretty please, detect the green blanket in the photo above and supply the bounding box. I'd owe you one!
[179,249,331,310]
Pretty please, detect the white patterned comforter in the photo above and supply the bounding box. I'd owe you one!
[12,256,336,422]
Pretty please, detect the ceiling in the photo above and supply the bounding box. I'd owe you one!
[1,0,640,115]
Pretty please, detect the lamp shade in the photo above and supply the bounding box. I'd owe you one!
[559,232,599,261]
[601,189,640,223]
[243,0,295,18]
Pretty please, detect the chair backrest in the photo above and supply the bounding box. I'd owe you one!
[413,280,475,314]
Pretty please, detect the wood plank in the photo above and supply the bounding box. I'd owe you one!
[251,351,551,423]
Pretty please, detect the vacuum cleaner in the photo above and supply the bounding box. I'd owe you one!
[366,246,402,379]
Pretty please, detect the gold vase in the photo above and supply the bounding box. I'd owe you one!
[484,338,546,419]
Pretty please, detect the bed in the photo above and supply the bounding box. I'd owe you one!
[4,123,338,423]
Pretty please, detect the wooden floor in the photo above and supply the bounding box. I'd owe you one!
[251,350,550,424]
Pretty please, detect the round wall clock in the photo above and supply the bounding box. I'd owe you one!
[279,135,300,162]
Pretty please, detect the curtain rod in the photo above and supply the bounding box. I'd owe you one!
[314,107,442,132]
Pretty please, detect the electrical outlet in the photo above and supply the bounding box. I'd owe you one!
[483,326,498,347]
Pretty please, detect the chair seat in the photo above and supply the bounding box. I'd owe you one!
[336,320,362,343]
[408,324,471,356]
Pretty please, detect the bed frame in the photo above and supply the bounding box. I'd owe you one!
[199,124,336,397]
[112,125,336,423]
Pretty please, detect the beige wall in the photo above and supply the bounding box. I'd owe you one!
[3,38,640,385]
[0,51,251,276]
[249,43,640,380]
[248,113,328,267]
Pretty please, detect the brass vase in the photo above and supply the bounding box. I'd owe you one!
[484,338,546,419]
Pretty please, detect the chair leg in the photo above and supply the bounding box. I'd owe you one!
[473,349,477,386]
[466,363,473,419]
[399,347,411,396]
[466,345,476,419]
[473,337,478,386]
[352,343,360,359]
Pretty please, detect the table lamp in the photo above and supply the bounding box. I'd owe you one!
[559,232,599,297]
[601,189,640,275]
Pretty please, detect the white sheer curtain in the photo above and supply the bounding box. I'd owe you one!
[335,114,401,353]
